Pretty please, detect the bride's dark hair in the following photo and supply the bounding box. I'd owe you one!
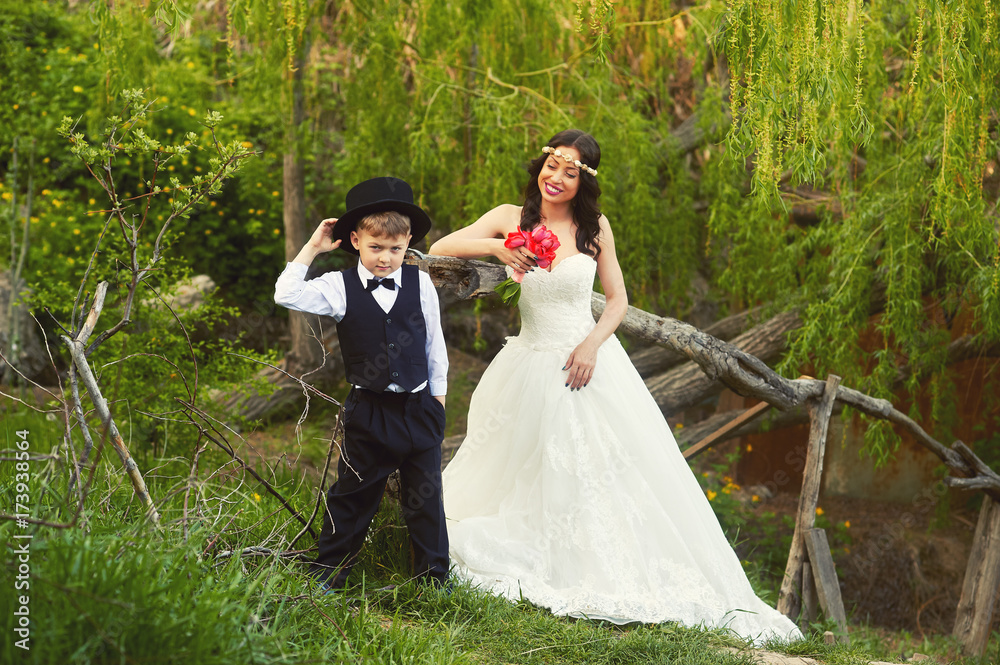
[519,129,603,258]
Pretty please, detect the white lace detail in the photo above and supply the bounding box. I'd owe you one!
[443,249,802,645]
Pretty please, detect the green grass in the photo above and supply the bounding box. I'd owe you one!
[3,406,998,664]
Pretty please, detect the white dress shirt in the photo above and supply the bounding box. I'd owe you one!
[274,261,448,396]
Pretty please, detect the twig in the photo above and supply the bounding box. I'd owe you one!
[180,400,316,538]
[202,508,244,556]
[290,407,345,549]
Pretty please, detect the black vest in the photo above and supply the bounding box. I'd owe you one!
[337,264,429,392]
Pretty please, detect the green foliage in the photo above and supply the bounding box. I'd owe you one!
[722,0,1000,461]
[3,0,999,465]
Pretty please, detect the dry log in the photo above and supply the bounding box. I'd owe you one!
[629,306,765,378]
[643,310,802,415]
[63,282,160,524]
[675,334,1000,449]
[801,560,817,632]
[415,255,1000,500]
[221,339,342,423]
[804,527,849,641]
[778,375,840,619]
[953,496,1000,656]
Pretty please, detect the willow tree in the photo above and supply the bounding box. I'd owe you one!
[91,0,998,455]
[717,0,1000,461]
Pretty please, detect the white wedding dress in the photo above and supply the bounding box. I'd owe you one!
[442,253,802,645]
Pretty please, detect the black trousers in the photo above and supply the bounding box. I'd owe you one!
[310,386,449,588]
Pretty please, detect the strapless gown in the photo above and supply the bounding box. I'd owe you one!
[442,253,802,645]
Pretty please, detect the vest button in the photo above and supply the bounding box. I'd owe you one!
[388,343,396,350]
[386,318,392,324]
[391,371,399,378]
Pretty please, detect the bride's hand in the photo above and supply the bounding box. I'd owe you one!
[494,240,538,275]
[563,340,598,390]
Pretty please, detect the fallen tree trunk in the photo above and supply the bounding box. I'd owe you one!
[628,306,764,378]
[219,317,343,423]
[414,254,1000,500]
[674,335,1000,448]
[643,309,802,416]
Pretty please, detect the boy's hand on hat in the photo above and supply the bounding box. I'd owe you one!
[309,218,342,253]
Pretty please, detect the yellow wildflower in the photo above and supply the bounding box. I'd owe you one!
[41,189,51,196]
[815,507,824,516]
[73,85,83,93]
[752,495,760,503]
[844,520,851,529]
[253,493,261,503]
[241,141,253,149]
[185,61,195,69]
[273,228,280,235]
[1,192,11,201]
[746,444,752,452]
[72,228,80,235]
[272,191,279,197]
[166,128,173,135]
[706,490,717,501]
[89,198,96,205]
[205,229,212,234]
[188,108,196,116]
[12,104,19,110]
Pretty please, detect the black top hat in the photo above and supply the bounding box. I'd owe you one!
[332,177,432,255]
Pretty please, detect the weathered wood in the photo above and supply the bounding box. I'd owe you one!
[645,310,803,416]
[778,374,840,619]
[63,282,160,524]
[682,400,772,460]
[953,496,1000,656]
[629,306,764,378]
[676,335,1000,451]
[804,527,849,641]
[221,332,343,422]
[801,560,817,633]
[410,255,1000,500]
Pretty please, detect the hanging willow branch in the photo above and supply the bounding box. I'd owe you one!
[411,253,1000,500]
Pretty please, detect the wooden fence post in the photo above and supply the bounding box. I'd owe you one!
[953,495,1000,656]
[777,374,841,620]
[805,527,849,642]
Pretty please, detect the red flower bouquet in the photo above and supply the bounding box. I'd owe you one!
[494,226,561,305]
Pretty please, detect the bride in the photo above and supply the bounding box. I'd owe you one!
[429,129,801,645]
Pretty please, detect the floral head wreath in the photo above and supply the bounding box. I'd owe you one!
[542,146,598,177]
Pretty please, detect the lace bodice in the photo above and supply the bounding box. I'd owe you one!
[510,253,598,349]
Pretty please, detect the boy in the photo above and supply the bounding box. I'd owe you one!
[274,176,449,591]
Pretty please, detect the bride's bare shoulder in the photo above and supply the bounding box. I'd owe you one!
[476,204,521,232]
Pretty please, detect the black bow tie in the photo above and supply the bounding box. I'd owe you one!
[367,278,395,292]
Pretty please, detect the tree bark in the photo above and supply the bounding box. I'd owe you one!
[283,43,327,380]
[643,309,802,416]
[673,335,1000,449]
[778,375,840,618]
[63,282,160,524]
[413,254,1000,499]
[628,306,764,378]
[953,496,1000,657]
